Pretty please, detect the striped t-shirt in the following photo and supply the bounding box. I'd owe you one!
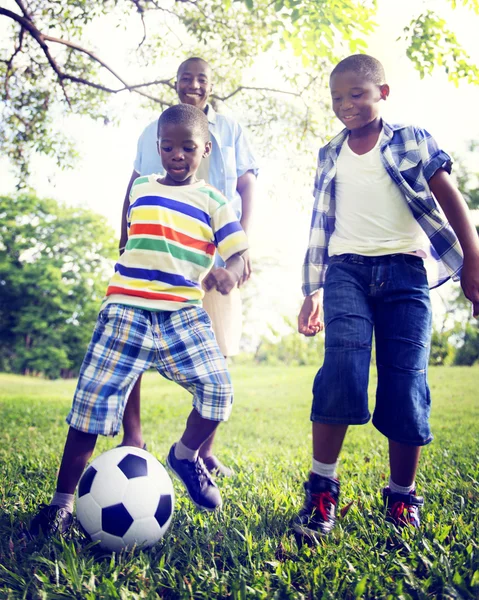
[103,175,248,311]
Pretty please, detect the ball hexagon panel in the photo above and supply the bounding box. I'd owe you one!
[118,454,148,479]
[76,492,102,536]
[90,530,127,554]
[102,503,134,537]
[90,462,129,507]
[121,476,162,520]
[123,517,162,549]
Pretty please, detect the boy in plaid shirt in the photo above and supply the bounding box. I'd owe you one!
[294,54,479,540]
[30,104,248,537]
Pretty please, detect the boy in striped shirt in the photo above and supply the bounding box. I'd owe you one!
[30,104,248,537]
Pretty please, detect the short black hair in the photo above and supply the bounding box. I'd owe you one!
[176,57,211,79]
[157,103,209,141]
[330,54,386,85]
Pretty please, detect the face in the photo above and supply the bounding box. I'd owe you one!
[176,60,213,111]
[330,71,389,131]
[158,122,212,186]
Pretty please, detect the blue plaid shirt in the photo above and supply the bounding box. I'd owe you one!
[302,121,463,295]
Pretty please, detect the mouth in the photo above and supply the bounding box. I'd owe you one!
[169,166,187,175]
[342,114,359,121]
[185,93,202,98]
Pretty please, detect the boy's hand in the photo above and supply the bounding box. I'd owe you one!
[461,256,479,317]
[203,268,238,295]
[298,290,324,336]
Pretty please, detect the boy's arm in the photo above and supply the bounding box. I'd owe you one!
[236,171,256,286]
[119,170,139,255]
[203,252,245,295]
[429,168,479,316]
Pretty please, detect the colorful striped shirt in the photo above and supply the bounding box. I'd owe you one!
[104,176,248,311]
[303,121,463,296]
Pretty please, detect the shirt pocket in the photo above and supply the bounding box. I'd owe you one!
[221,145,237,179]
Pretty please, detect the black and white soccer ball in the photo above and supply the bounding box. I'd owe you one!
[76,446,174,552]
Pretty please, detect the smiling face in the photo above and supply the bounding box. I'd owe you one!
[158,122,212,186]
[330,70,389,132]
[176,60,212,111]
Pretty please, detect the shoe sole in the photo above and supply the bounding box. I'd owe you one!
[292,522,330,540]
[166,455,222,512]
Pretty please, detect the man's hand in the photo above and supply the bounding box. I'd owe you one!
[203,268,238,295]
[298,290,324,336]
[238,250,252,287]
[461,256,479,317]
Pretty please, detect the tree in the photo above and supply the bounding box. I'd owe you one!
[1,0,478,181]
[0,194,117,377]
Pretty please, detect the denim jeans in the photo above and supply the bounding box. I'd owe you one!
[311,254,433,446]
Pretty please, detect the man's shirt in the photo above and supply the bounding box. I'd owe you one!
[303,121,463,296]
[133,105,259,220]
[105,177,248,312]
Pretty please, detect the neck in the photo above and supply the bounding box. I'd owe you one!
[349,117,382,139]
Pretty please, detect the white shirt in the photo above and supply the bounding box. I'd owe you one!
[328,133,428,257]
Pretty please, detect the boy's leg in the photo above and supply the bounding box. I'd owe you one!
[373,255,431,527]
[30,305,156,537]
[155,307,233,510]
[294,257,373,539]
[120,375,145,448]
[29,427,97,536]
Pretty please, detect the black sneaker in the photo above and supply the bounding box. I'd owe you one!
[383,487,424,528]
[167,444,222,511]
[29,504,73,538]
[293,473,340,540]
[202,455,233,477]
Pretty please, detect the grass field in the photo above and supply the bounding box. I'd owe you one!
[0,366,478,599]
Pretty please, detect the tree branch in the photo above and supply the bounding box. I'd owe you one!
[214,85,302,102]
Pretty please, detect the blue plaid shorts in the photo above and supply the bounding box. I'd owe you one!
[67,304,233,435]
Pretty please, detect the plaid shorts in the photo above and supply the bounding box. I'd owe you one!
[67,304,233,435]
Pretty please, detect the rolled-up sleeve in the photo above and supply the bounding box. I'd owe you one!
[234,124,259,178]
[416,128,453,181]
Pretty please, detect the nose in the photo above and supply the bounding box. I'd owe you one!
[172,148,185,160]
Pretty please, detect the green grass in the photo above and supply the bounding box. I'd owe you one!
[0,366,478,599]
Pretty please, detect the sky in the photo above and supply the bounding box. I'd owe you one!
[1,0,479,344]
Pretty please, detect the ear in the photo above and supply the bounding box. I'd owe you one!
[203,140,212,158]
[379,84,390,100]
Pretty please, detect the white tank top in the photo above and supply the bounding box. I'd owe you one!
[328,133,428,257]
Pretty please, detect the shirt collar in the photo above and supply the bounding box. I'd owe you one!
[205,104,216,124]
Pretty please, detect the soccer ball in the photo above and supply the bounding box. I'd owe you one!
[76,446,174,552]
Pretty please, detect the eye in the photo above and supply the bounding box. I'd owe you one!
[161,146,172,152]
[184,146,196,152]
[332,97,341,102]
[351,93,363,98]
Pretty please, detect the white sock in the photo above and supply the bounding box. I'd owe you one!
[389,477,415,494]
[312,457,338,480]
[51,491,75,513]
[174,440,198,462]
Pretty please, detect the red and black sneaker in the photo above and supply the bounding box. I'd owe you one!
[293,473,340,540]
[382,487,424,528]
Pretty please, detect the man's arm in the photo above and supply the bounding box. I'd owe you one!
[119,170,139,255]
[236,170,256,286]
[429,168,479,316]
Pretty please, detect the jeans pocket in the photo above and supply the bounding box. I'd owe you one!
[403,255,427,275]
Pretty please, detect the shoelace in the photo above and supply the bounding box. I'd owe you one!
[186,457,213,490]
[311,491,337,521]
[389,501,418,525]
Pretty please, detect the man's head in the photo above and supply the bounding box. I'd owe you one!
[329,54,389,131]
[157,104,212,186]
[175,57,213,112]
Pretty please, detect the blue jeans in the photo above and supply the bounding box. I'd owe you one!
[311,254,433,446]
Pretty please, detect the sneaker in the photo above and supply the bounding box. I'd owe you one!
[29,504,73,538]
[202,455,233,477]
[167,444,222,511]
[382,487,424,528]
[292,473,340,539]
